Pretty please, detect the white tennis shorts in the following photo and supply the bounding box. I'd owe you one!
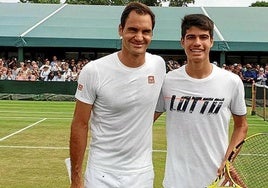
[84,166,154,188]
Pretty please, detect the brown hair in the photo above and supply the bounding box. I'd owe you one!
[120,2,155,30]
[181,14,214,39]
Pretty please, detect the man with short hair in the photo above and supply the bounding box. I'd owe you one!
[155,14,248,187]
[69,2,166,188]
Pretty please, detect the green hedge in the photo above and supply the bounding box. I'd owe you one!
[0,80,77,95]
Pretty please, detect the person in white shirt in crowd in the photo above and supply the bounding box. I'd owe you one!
[39,59,51,71]
[70,66,79,81]
[62,62,72,81]
[256,67,267,85]
[50,55,58,69]
[40,65,51,81]
[53,70,65,82]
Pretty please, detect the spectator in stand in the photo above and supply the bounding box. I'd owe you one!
[51,55,58,68]
[53,70,65,81]
[232,63,244,80]
[25,60,32,70]
[221,63,227,69]
[0,69,6,80]
[0,58,8,75]
[16,62,29,78]
[76,59,83,69]
[264,64,268,75]
[51,59,63,72]
[32,70,40,81]
[166,58,175,72]
[40,65,51,81]
[70,66,79,81]
[47,71,55,81]
[76,61,83,72]
[40,59,51,71]
[62,62,72,81]
[256,67,267,85]
[31,61,39,70]
[16,70,26,80]
[25,70,37,81]
[243,63,257,83]
[167,59,180,71]
[5,68,15,80]
[7,58,17,70]
[69,59,76,71]
[31,61,40,79]
[11,64,18,78]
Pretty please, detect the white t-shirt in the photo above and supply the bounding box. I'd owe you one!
[75,52,166,173]
[156,64,247,188]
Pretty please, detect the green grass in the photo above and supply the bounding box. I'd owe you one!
[0,100,267,188]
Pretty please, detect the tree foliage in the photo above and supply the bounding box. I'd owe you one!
[20,0,194,6]
[66,0,159,6]
[20,0,60,3]
[169,0,194,7]
[250,1,268,7]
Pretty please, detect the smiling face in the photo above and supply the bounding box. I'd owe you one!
[119,10,153,57]
[181,26,213,64]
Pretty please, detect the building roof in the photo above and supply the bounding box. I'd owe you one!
[0,3,268,51]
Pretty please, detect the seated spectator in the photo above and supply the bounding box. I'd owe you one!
[0,69,6,80]
[26,70,37,81]
[53,70,65,81]
[47,71,55,81]
[16,70,26,81]
[39,65,50,81]
[40,59,51,71]
[256,67,267,85]
[50,55,58,68]
[51,60,62,72]
[69,59,76,71]
[166,58,180,72]
[243,63,257,83]
[5,69,16,80]
[232,63,244,80]
[0,58,8,75]
[70,66,79,81]
[62,62,72,81]
[32,70,40,81]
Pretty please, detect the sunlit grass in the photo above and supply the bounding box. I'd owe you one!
[0,100,267,188]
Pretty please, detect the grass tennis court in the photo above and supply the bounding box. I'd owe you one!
[0,100,267,188]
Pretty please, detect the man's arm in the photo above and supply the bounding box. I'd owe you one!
[70,100,92,188]
[217,114,248,176]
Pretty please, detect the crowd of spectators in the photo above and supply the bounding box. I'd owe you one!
[1,55,267,86]
[166,58,183,72]
[0,56,90,82]
[221,63,268,85]
[166,59,268,86]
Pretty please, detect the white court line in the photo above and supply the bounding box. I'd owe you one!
[153,149,167,153]
[0,145,167,153]
[0,145,69,150]
[0,118,47,141]
[0,116,72,120]
[0,110,72,114]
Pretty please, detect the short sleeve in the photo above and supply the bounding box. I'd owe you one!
[75,62,98,105]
